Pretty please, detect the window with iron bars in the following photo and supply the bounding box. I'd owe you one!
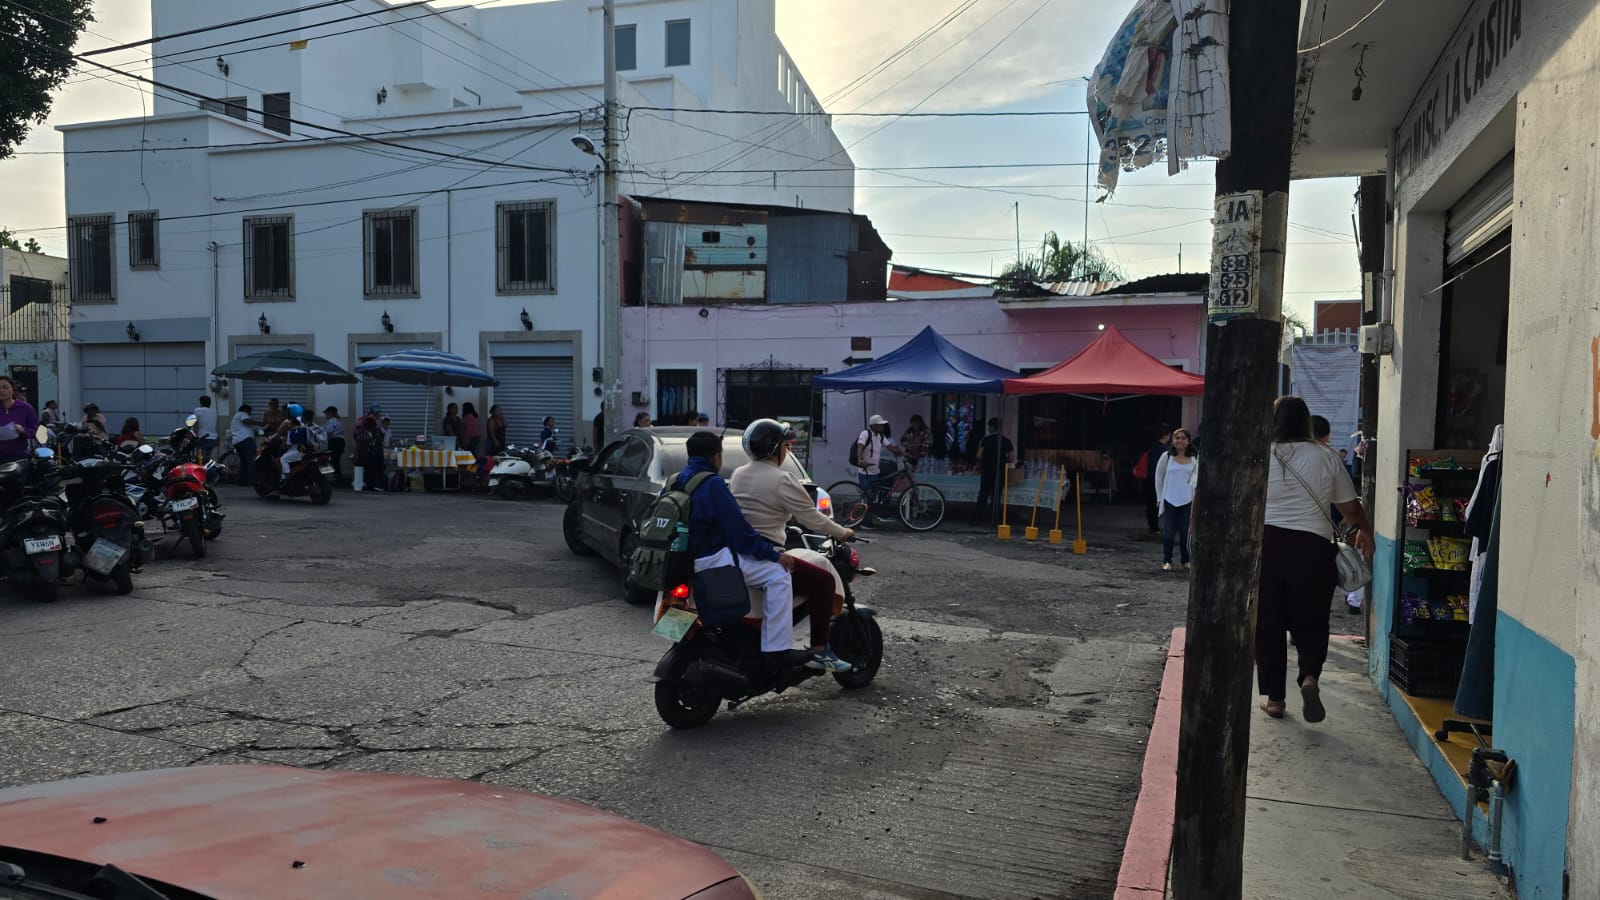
[719,366,825,438]
[496,201,555,294]
[129,210,159,270]
[243,215,294,300]
[199,96,248,121]
[67,214,114,303]
[364,208,418,298]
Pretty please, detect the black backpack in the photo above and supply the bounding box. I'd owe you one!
[628,471,714,594]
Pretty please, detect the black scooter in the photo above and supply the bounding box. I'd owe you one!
[59,455,150,593]
[648,530,883,729]
[0,440,75,603]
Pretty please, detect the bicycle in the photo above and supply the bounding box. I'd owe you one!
[826,463,946,532]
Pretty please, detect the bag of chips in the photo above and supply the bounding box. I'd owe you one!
[1403,540,1432,573]
[1428,536,1472,571]
[1401,593,1425,625]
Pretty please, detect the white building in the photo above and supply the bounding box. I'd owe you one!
[1,247,71,407]
[59,0,852,443]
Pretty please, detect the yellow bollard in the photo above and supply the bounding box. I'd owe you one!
[1072,472,1087,554]
[1049,466,1065,544]
[1024,465,1045,541]
[996,463,1012,540]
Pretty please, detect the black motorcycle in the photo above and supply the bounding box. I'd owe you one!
[0,448,76,603]
[648,530,883,729]
[58,455,149,594]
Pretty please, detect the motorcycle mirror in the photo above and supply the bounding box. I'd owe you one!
[34,425,50,444]
[185,415,199,429]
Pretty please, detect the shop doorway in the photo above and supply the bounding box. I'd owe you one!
[1436,230,1510,449]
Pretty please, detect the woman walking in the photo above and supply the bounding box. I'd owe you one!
[1154,428,1197,572]
[1257,397,1374,723]
[354,415,386,492]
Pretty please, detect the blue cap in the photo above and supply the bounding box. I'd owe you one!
[287,403,304,418]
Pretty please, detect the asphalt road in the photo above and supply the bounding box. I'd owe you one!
[0,485,1190,899]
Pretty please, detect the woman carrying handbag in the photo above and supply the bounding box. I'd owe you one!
[1257,397,1374,724]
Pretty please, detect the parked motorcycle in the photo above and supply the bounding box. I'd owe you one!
[647,530,883,729]
[487,444,552,500]
[253,444,334,505]
[0,430,76,602]
[162,454,221,558]
[550,444,591,504]
[56,448,150,595]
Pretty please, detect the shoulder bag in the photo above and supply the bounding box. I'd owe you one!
[1276,446,1372,592]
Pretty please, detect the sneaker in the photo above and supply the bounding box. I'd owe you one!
[1162,562,1173,572]
[809,647,853,673]
[765,649,818,672]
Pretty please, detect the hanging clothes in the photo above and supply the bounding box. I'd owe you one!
[1465,425,1503,623]
[1454,476,1500,721]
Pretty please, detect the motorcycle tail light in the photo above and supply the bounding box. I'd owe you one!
[848,548,860,568]
[670,584,691,600]
[91,503,122,528]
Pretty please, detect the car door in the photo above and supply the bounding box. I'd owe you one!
[584,437,652,561]
[580,440,627,550]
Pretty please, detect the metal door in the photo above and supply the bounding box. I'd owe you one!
[79,342,205,436]
[491,355,574,448]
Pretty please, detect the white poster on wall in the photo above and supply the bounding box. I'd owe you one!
[1289,343,1361,456]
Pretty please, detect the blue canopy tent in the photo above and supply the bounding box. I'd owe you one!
[810,326,1020,394]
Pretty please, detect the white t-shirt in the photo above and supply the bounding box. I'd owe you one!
[1265,441,1356,539]
[192,406,218,439]
[229,412,253,444]
[1161,457,1197,508]
[855,430,885,475]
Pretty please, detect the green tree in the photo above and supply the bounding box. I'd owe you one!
[997,231,1126,289]
[0,0,94,159]
[0,229,21,251]
[23,237,42,253]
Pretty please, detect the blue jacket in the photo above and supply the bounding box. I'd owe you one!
[676,456,781,563]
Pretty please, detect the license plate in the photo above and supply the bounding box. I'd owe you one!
[170,497,199,512]
[488,478,500,487]
[84,539,129,575]
[652,607,698,642]
[318,465,335,475]
[23,536,62,555]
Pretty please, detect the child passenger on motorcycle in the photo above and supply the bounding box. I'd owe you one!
[279,404,308,475]
[730,418,854,673]
[677,430,816,674]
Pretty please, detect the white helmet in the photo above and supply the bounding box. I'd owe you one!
[742,418,792,461]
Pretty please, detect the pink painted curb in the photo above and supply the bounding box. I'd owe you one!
[1113,626,1185,900]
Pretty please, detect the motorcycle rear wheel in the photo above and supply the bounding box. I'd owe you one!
[497,478,526,501]
[112,561,134,595]
[34,580,58,604]
[185,520,206,558]
[830,612,883,689]
[308,475,333,506]
[654,681,721,729]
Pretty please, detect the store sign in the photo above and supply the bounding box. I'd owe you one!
[1208,191,1262,324]
[1395,0,1524,186]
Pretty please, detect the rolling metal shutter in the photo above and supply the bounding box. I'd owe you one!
[234,344,308,415]
[492,356,574,447]
[357,342,433,442]
[1445,155,1513,266]
[79,342,205,437]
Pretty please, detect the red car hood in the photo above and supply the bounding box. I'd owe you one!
[0,765,743,899]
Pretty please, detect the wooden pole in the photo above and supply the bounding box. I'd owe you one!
[1025,468,1045,540]
[1049,465,1065,544]
[1072,472,1086,554]
[1170,1,1297,896]
[996,462,1012,540]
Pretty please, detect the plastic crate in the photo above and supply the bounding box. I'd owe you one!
[1389,634,1468,698]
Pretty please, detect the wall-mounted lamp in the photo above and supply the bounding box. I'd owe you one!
[381,310,394,333]
[520,308,533,331]
[126,322,140,342]
[215,56,229,77]
[377,86,388,105]
[591,366,604,384]
[257,313,271,335]
[698,307,710,319]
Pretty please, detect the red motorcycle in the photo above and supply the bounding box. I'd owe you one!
[161,423,223,558]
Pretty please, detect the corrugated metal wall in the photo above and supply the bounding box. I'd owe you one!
[768,215,850,304]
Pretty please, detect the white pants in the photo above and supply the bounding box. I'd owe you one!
[281,448,303,474]
[694,549,793,652]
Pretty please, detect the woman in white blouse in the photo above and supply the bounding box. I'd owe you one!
[1154,428,1198,572]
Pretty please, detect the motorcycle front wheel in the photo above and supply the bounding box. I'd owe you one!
[254,468,281,498]
[553,469,577,503]
[654,680,721,729]
[830,611,883,689]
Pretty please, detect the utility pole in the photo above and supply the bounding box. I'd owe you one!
[600,0,622,442]
[1014,202,1022,269]
[1356,174,1386,643]
[1170,1,1298,897]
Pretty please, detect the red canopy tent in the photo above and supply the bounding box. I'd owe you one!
[1003,325,1205,397]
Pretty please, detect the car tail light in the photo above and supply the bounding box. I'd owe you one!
[817,495,831,514]
[670,584,691,600]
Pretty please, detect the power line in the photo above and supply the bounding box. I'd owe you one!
[627,106,1085,119]
[75,0,368,57]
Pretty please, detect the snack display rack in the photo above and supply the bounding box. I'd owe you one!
[1389,448,1485,697]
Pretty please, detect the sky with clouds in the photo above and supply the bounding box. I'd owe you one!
[2,0,1359,320]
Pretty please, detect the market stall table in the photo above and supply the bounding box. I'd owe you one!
[389,448,479,491]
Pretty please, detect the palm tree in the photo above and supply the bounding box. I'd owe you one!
[998,231,1125,289]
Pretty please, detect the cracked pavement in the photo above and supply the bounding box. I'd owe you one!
[0,486,1189,899]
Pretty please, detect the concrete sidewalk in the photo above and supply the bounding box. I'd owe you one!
[1116,630,1512,899]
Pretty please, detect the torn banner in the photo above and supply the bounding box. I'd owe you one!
[1088,0,1231,194]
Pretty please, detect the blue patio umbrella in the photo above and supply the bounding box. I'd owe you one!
[354,350,498,438]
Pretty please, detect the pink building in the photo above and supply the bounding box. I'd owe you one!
[619,273,1207,487]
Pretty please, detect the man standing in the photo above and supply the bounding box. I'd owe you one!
[38,399,61,429]
[193,395,219,461]
[853,414,900,528]
[0,376,40,464]
[229,404,257,486]
[323,407,346,486]
[972,417,1014,526]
